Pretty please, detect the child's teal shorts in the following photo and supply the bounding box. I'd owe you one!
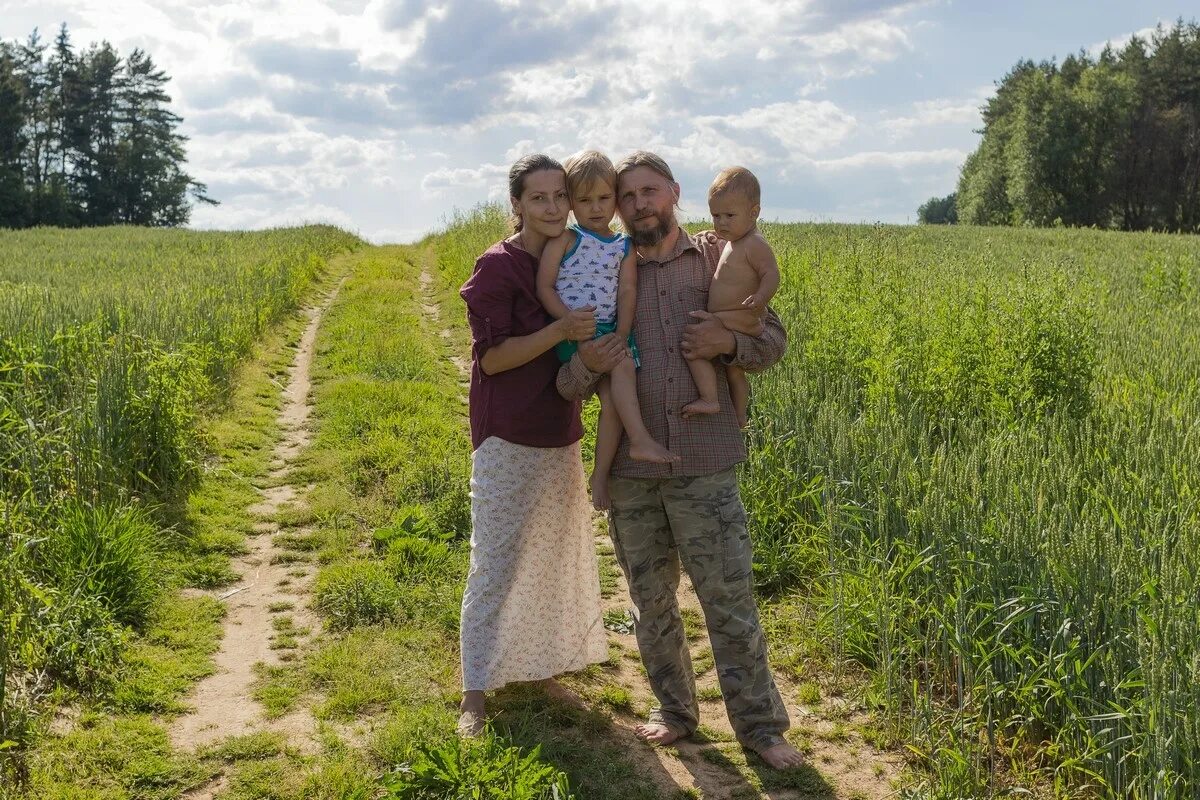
[554,319,641,368]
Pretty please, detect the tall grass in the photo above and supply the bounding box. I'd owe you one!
[0,224,361,786]
[741,223,1200,797]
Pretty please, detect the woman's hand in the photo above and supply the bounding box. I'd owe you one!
[559,306,596,341]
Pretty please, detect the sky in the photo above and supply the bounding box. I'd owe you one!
[1,1,1192,242]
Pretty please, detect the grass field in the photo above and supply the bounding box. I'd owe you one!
[2,214,1197,799]
[0,226,361,787]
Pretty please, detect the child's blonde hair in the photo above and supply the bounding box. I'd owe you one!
[708,166,761,206]
[563,150,617,197]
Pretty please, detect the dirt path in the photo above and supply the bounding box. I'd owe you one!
[417,256,902,798]
[170,284,342,780]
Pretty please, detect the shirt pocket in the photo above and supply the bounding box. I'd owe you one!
[678,285,709,313]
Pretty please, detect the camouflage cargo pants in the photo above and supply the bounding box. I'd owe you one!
[608,467,789,753]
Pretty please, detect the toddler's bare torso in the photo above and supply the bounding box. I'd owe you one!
[709,230,766,315]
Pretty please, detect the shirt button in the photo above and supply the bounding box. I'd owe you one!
[667,378,673,383]
[659,290,666,296]
[668,347,674,353]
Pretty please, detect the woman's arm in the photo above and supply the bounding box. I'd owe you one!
[615,248,637,337]
[479,305,596,376]
[536,231,575,320]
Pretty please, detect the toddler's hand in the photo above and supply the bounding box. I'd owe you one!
[562,306,596,340]
[742,293,765,309]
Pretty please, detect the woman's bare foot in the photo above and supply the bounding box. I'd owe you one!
[458,691,485,737]
[628,438,681,464]
[634,722,684,746]
[681,398,720,419]
[590,472,611,510]
[757,741,805,769]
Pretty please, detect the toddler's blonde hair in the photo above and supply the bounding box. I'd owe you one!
[563,150,617,197]
[708,166,761,206]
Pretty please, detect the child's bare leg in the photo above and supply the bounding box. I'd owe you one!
[591,376,622,510]
[610,359,678,463]
[727,365,749,429]
[682,356,720,418]
[713,308,766,336]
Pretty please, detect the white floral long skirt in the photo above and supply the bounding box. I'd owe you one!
[460,436,607,691]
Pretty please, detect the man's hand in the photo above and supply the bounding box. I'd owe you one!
[578,333,627,374]
[681,311,737,361]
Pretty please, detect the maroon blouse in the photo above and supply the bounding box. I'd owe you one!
[460,240,583,451]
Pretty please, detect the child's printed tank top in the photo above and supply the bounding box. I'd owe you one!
[554,224,629,324]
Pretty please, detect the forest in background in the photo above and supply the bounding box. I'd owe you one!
[920,20,1200,232]
[0,25,212,229]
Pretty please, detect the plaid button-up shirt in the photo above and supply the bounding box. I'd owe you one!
[557,227,787,479]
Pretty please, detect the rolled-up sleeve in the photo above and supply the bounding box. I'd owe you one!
[460,257,512,360]
[556,352,601,401]
[722,308,786,373]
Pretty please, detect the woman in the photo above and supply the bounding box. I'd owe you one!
[457,154,609,735]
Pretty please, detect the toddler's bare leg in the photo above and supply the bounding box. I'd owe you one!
[682,357,720,418]
[610,358,679,464]
[727,365,749,429]
[713,308,766,336]
[591,377,621,511]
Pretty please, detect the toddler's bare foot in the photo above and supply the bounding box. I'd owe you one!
[681,398,720,419]
[590,472,611,510]
[736,411,749,429]
[628,438,681,464]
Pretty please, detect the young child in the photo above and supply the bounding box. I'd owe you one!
[682,166,781,428]
[538,150,679,510]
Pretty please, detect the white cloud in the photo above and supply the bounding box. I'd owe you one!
[3,0,993,239]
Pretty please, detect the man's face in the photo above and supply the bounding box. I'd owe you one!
[617,165,679,247]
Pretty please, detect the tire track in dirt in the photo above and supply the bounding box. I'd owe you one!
[171,282,343,793]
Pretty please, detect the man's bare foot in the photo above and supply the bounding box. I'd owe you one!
[681,398,720,419]
[634,722,684,746]
[628,438,681,464]
[757,741,805,769]
[590,472,611,510]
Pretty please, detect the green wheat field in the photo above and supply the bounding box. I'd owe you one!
[1,212,1197,799]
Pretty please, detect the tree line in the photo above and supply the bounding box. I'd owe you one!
[0,25,214,229]
[920,20,1200,232]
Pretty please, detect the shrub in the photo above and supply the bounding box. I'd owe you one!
[35,503,159,628]
[380,734,575,800]
[313,561,401,629]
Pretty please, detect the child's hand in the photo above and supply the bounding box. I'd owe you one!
[741,293,766,310]
[561,306,597,340]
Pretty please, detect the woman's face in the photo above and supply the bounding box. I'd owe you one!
[512,169,569,239]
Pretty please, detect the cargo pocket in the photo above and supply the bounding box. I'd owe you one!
[719,498,752,582]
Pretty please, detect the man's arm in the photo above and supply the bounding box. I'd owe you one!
[555,334,628,401]
[724,307,786,373]
[682,308,786,374]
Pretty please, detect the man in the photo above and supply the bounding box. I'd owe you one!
[557,151,804,769]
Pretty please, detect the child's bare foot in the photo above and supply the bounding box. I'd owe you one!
[628,438,681,464]
[736,411,749,429]
[590,472,611,510]
[681,398,720,419]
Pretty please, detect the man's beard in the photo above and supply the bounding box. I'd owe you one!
[628,208,675,247]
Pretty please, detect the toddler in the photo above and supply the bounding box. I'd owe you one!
[537,150,678,509]
[683,166,781,428]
